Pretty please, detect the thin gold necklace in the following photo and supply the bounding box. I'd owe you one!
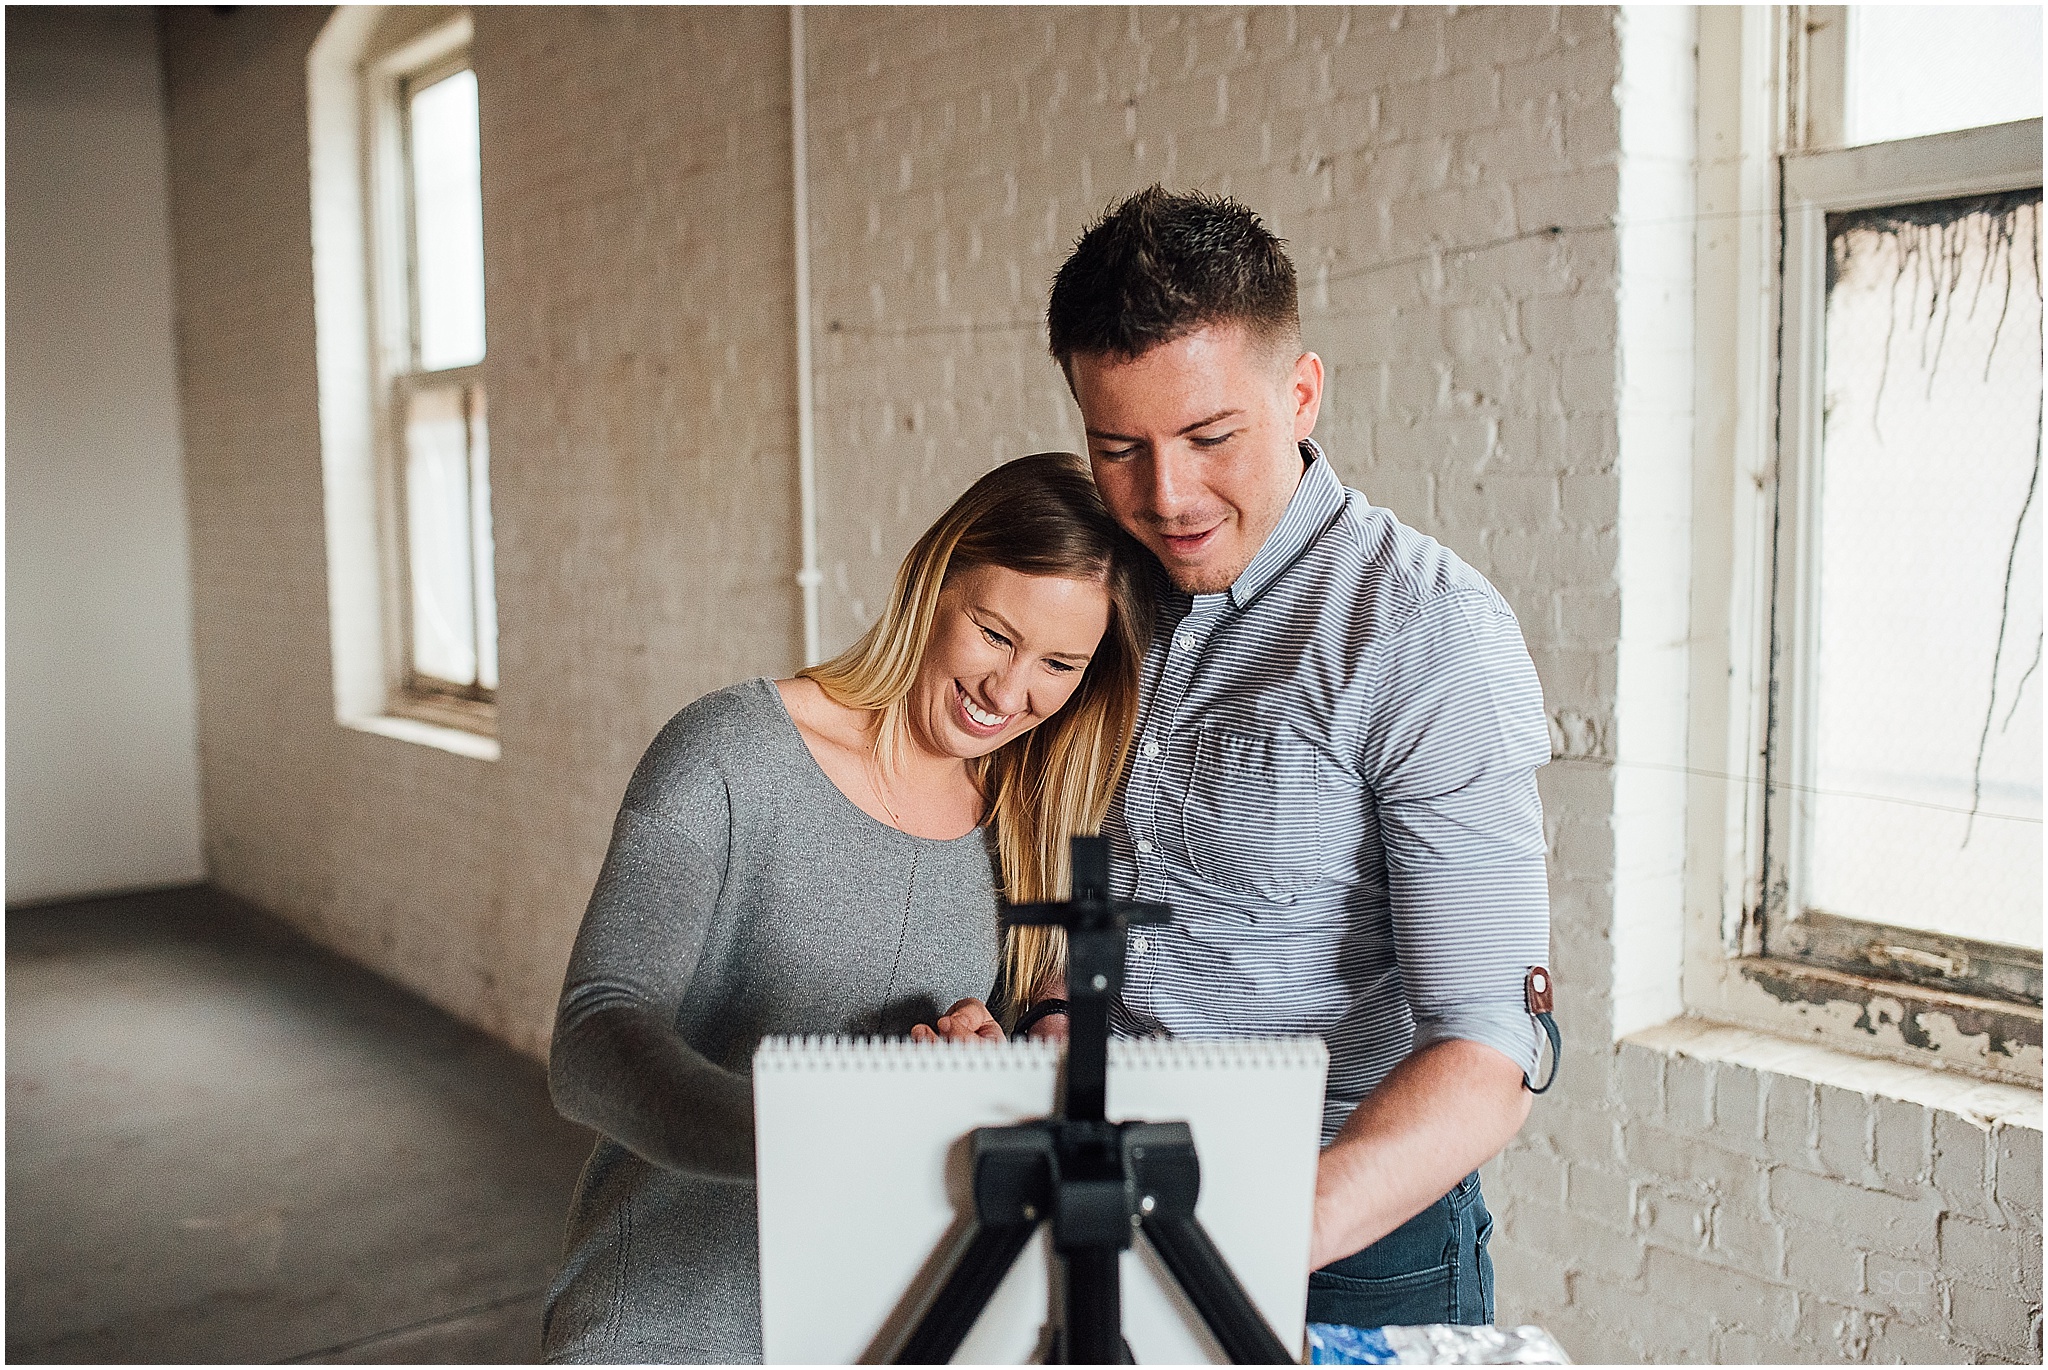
[866,739,907,831]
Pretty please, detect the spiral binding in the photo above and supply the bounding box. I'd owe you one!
[752,1035,1330,1074]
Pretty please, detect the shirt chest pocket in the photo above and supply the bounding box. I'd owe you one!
[1176,728,1327,900]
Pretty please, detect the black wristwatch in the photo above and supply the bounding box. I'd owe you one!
[1012,998,1070,1037]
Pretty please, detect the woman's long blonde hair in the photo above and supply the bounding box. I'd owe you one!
[799,452,1154,1022]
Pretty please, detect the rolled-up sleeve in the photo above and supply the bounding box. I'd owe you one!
[1358,588,1552,1076]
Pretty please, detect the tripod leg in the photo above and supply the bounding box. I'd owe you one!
[1061,1246,1127,1364]
[891,1220,1039,1365]
[1139,1216,1293,1364]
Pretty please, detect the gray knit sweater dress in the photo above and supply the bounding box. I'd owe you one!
[541,678,1000,1363]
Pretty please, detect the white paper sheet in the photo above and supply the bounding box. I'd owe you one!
[755,1035,1327,1364]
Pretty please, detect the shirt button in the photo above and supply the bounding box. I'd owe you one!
[1136,837,1155,855]
[1175,636,1193,653]
[1143,738,1161,759]
[1133,935,1150,955]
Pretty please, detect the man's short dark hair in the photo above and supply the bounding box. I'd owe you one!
[1047,185,1299,374]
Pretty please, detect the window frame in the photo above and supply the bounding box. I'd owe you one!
[363,17,497,736]
[1761,116,2044,1002]
[1687,6,2041,1085]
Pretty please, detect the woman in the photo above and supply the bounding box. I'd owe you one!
[541,452,1151,1363]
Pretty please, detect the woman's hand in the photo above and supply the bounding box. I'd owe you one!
[910,997,1005,1043]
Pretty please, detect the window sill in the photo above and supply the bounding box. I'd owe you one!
[341,713,500,762]
[1685,945,2041,1088]
[1625,1016,2041,1131]
[387,687,496,736]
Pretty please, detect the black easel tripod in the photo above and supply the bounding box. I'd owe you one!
[885,836,1294,1365]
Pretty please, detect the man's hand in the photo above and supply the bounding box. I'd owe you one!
[1024,1009,1068,1042]
[1309,1039,1532,1269]
[1021,974,1069,1040]
[910,998,1005,1044]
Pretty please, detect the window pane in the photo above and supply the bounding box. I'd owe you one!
[468,386,499,692]
[1848,7,2043,146]
[405,384,478,686]
[1808,192,2043,950]
[409,68,486,371]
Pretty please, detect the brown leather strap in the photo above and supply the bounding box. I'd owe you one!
[1523,966,1560,1094]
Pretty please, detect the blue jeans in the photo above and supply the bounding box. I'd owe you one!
[1305,1170,1494,1328]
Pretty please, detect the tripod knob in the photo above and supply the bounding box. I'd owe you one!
[1123,1122,1201,1221]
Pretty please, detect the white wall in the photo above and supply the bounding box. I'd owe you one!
[5,7,205,906]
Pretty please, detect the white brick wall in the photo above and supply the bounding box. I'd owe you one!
[162,6,801,1055]
[158,6,2040,1361]
[1499,1035,2040,1361]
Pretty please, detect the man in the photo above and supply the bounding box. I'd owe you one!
[1044,187,1552,1330]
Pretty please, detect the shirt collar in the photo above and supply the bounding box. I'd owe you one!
[1227,437,1345,611]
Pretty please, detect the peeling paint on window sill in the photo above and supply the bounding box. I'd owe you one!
[1737,956,2040,1057]
[1718,955,2044,1088]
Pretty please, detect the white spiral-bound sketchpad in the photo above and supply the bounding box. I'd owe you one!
[754,1035,1328,1364]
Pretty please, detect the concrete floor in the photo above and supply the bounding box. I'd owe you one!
[6,885,595,1363]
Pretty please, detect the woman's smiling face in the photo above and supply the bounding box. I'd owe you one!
[905,563,1112,762]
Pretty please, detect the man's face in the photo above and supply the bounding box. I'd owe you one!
[1071,323,1323,595]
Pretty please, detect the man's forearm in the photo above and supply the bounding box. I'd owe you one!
[1309,1039,1532,1269]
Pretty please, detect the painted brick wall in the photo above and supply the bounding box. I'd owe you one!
[1517,1030,2044,1362]
[160,6,801,1056]
[796,6,2041,1362]
[157,5,2039,1361]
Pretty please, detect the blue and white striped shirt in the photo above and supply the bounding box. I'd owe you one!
[1106,441,1552,1144]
